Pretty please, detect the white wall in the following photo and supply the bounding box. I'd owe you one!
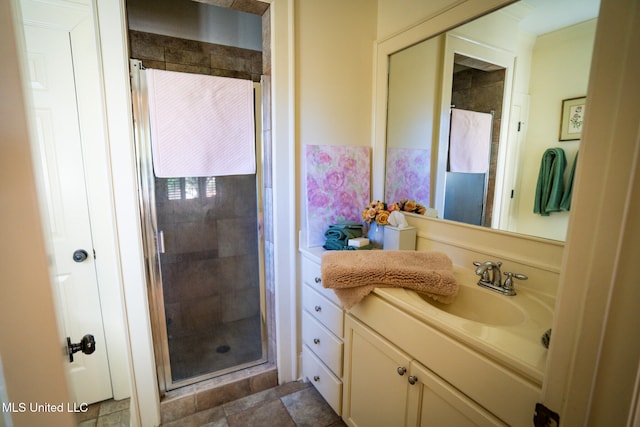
[295,0,377,238]
[386,37,442,151]
[514,20,596,241]
[295,1,376,149]
[126,0,262,51]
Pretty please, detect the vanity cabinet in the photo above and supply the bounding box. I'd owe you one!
[343,315,506,427]
[300,245,541,425]
[300,249,345,414]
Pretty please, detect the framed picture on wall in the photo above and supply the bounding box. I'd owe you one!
[559,96,586,141]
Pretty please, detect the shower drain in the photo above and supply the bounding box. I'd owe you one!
[216,345,231,354]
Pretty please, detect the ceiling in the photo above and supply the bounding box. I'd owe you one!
[517,0,600,35]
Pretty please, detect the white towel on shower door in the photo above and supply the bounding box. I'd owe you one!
[449,108,492,173]
[146,68,255,178]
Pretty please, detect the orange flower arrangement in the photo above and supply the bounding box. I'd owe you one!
[388,199,427,215]
[362,199,427,225]
[362,200,391,225]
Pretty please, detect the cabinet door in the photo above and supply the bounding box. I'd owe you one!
[407,361,507,427]
[343,315,411,427]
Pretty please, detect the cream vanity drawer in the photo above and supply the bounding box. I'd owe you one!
[302,311,343,376]
[301,255,341,307]
[302,283,344,337]
[302,345,342,415]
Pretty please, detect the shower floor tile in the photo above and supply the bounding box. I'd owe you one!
[168,315,263,382]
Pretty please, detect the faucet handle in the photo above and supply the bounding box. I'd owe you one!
[502,272,528,294]
[472,261,491,281]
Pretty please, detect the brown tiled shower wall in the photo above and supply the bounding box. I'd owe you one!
[129,30,263,82]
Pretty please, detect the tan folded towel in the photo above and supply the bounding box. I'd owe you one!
[321,250,458,309]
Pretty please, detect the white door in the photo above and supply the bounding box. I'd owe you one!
[22,0,113,405]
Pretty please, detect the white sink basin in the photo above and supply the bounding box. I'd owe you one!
[371,265,555,383]
[415,284,526,326]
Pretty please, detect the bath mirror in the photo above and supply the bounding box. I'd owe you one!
[380,0,599,242]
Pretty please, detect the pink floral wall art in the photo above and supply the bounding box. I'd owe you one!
[305,144,370,247]
[385,147,430,206]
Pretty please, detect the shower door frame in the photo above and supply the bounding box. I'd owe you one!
[130,59,268,392]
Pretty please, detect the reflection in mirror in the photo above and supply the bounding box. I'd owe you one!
[445,55,505,228]
[384,0,599,241]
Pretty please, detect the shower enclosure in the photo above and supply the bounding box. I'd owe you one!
[130,59,267,391]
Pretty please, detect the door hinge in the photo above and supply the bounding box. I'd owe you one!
[517,121,523,132]
[511,189,515,199]
[534,403,560,427]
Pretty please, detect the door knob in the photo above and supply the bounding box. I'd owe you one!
[72,249,89,263]
[66,334,96,362]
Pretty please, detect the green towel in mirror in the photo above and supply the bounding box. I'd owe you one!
[560,152,578,211]
[534,148,567,216]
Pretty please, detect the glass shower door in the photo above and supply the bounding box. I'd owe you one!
[130,59,267,391]
[155,175,265,384]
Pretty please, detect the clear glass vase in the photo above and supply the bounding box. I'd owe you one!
[368,222,385,249]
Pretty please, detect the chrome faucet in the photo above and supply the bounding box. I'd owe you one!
[473,261,527,296]
[473,261,502,286]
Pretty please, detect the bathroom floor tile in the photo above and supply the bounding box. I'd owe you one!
[281,386,343,427]
[85,380,343,426]
[161,406,226,427]
[226,399,295,427]
[222,387,279,416]
[96,408,129,427]
[160,380,344,427]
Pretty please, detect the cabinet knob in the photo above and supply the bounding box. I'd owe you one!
[314,305,322,312]
[397,367,407,376]
[408,375,418,385]
[313,376,320,382]
[314,277,322,284]
[313,338,320,344]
